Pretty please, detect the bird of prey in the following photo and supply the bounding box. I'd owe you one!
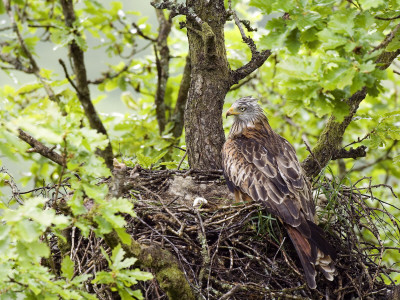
[222,96,336,289]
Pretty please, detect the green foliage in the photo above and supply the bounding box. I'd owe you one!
[93,245,153,300]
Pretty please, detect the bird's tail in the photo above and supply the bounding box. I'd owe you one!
[285,222,336,289]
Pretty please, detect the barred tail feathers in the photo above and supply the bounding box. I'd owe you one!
[285,223,336,289]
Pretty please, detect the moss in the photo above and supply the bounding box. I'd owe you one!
[156,267,195,300]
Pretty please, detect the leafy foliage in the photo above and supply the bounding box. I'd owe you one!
[0,0,400,297]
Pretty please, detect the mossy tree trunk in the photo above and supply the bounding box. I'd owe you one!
[184,0,230,170]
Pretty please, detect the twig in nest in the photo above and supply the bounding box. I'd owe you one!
[219,284,242,300]
[177,151,187,170]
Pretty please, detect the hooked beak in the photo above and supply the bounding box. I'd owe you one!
[226,107,239,118]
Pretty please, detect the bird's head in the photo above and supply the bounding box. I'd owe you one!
[225,96,265,123]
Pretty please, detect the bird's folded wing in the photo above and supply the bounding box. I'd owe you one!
[223,136,313,237]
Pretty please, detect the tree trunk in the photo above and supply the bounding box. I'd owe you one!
[184,0,230,170]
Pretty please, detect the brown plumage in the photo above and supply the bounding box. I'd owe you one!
[222,96,336,289]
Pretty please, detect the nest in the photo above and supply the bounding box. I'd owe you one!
[49,167,400,299]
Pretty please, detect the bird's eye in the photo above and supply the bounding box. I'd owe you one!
[239,107,246,112]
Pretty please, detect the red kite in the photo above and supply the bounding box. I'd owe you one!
[223,96,336,289]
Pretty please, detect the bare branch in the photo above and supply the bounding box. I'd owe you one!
[0,52,35,73]
[59,0,113,170]
[229,73,257,92]
[372,23,400,52]
[151,0,203,25]
[58,59,81,96]
[132,22,157,42]
[18,129,65,166]
[230,49,271,84]
[331,146,367,160]
[229,1,257,55]
[228,1,271,84]
[351,141,397,172]
[1,168,24,205]
[375,14,400,21]
[88,63,130,85]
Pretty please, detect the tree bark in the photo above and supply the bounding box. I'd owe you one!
[184,0,230,170]
[171,55,191,138]
[154,8,172,134]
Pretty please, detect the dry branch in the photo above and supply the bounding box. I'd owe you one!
[331,145,367,160]
[228,1,272,85]
[18,129,65,166]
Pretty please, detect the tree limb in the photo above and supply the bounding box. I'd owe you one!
[0,52,35,73]
[18,129,65,166]
[151,0,203,24]
[230,49,272,85]
[88,63,130,85]
[59,0,114,170]
[372,23,400,52]
[301,43,400,177]
[154,6,172,134]
[170,55,191,138]
[132,22,157,42]
[229,73,257,92]
[331,146,367,160]
[228,1,271,85]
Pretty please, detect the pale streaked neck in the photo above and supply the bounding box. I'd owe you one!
[228,114,268,138]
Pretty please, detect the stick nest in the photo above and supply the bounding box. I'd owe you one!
[53,167,400,299]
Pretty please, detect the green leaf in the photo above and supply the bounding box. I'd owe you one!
[69,190,88,215]
[328,10,356,37]
[75,35,88,51]
[125,269,153,281]
[394,155,400,165]
[115,227,132,245]
[332,100,349,122]
[358,0,385,9]
[61,255,75,281]
[317,28,347,50]
[16,219,41,242]
[119,288,138,300]
[93,215,113,234]
[285,28,301,54]
[0,225,11,254]
[323,67,356,90]
[136,153,153,168]
[249,0,272,13]
[386,37,400,52]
